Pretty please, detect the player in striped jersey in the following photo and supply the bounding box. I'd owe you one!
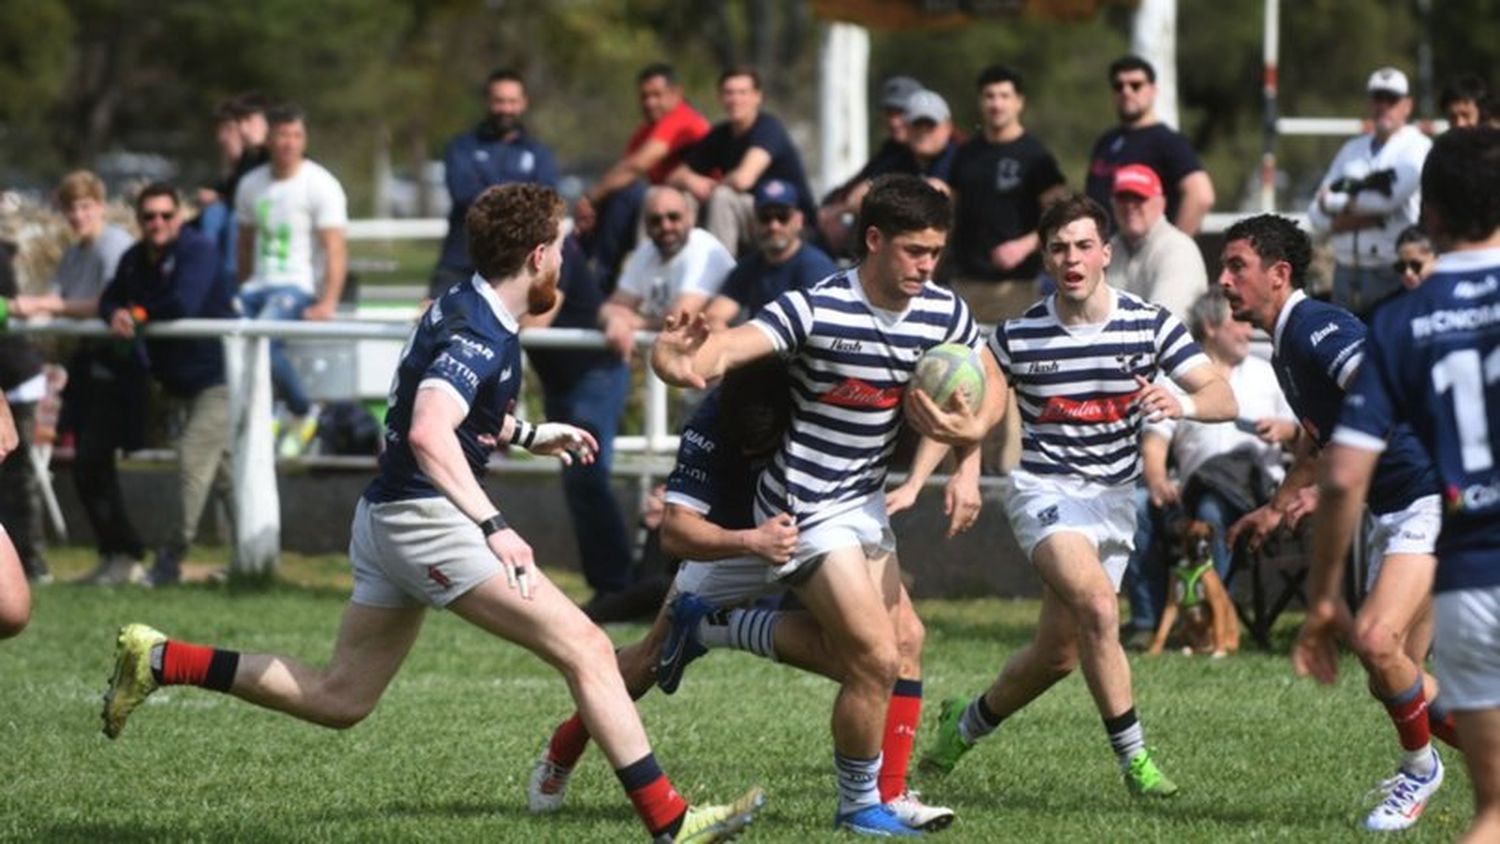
[922,195,1237,797]
[1297,128,1500,842]
[652,174,989,836]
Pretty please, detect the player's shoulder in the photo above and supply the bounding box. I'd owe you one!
[437,278,516,341]
[1288,295,1363,347]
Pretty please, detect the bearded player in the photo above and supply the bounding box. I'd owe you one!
[99,184,763,843]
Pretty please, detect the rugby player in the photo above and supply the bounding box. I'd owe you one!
[99,184,763,843]
[529,358,969,833]
[1297,127,1500,843]
[921,194,1237,798]
[650,173,989,835]
[1219,213,1449,831]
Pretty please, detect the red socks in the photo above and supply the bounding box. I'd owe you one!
[616,754,687,838]
[548,713,591,770]
[1383,678,1431,752]
[156,640,240,692]
[879,678,923,802]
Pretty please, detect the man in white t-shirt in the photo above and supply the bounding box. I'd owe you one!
[599,186,733,360]
[234,104,348,452]
[1122,290,1296,642]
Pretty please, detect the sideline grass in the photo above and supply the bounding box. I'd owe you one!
[0,549,1473,841]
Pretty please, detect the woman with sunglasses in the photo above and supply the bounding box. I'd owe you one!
[1394,226,1437,290]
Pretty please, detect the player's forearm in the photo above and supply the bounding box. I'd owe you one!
[1270,450,1318,514]
[1141,434,1171,489]
[904,436,952,489]
[661,510,756,561]
[59,296,102,320]
[1185,377,1237,422]
[409,415,500,523]
[1306,447,1374,607]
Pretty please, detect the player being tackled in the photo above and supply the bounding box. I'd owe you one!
[101,184,762,843]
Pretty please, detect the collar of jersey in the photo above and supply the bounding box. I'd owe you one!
[1272,289,1307,351]
[847,267,913,324]
[1045,283,1117,335]
[470,273,520,333]
[1433,246,1500,274]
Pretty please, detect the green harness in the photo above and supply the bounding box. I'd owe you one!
[1171,559,1214,609]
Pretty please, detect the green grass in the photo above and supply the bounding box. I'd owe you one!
[0,548,1474,841]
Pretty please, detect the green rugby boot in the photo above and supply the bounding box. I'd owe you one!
[101,623,165,739]
[1124,749,1179,798]
[919,696,975,776]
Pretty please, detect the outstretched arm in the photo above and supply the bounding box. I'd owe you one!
[650,313,775,388]
[1158,362,1238,423]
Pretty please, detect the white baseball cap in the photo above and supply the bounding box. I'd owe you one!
[1367,67,1409,97]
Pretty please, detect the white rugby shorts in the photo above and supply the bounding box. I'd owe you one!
[349,496,502,608]
[673,557,785,606]
[757,491,897,582]
[1004,471,1136,591]
[1364,494,1441,588]
[1433,585,1500,711]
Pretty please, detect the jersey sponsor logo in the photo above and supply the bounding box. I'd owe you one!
[682,429,717,453]
[451,334,496,361]
[674,466,710,484]
[1035,393,1136,424]
[1310,322,1339,346]
[1411,302,1500,339]
[830,337,863,353]
[1446,479,1500,513]
[819,377,903,409]
[1028,360,1060,374]
[432,354,481,391]
[1453,276,1498,299]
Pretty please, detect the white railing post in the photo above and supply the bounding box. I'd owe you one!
[223,334,280,579]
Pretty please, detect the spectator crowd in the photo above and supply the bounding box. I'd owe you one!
[1,56,1496,629]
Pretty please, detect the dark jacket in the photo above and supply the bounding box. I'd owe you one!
[99,227,236,397]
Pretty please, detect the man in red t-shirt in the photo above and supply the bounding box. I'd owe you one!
[577,63,710,282]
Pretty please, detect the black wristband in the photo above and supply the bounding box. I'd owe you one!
[478,513,507,536]
[509,419,536,449]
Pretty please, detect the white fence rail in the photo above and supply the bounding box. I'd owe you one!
[8,319,673,577]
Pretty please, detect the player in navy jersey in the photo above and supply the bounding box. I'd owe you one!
[1216,213,1449,831]
[921,195,1236,798]
[1296,128,1500,843]
[100,184,763,843]
[528,357,963,832]
[652,174,987,836]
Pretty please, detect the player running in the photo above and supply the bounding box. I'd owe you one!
[921,195,1237,798]
[1219,213,1449,832]
[100,184,763,844]
[650,174,990,836]
[1296,127,1500,844]
[529,359,969,833]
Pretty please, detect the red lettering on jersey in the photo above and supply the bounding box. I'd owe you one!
[820,378,904,410]
[1035,393,1137,424]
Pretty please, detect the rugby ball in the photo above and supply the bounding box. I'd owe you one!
[912,343,986,408]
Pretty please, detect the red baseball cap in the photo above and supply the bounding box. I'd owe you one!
[1112,164,1163,199]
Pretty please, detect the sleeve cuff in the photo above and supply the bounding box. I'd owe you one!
[1331,425,1388,454]
[664,491,712,515]
[417,378,471,417]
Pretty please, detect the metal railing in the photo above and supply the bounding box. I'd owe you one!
[7,317,675,576]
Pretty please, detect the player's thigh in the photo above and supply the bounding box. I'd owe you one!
[0,529,29,636]
[1032,531,1118,614]
[792,545,893,656]
[448,568,610,671]
[1455,708,1500,803]
[321,602,426,702]
[1358,553,1437,638]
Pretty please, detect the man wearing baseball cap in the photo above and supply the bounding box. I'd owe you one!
[1307,66,1432,320]
[1106,164,1207,322]
[707,179,837,327]
[818,75,925,257]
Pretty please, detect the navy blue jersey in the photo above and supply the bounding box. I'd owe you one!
[663,391,760,531]
[365,276,523,503]
[685,113,817,220]
[1334,248,1500,593]
[719,244,838,319]
[1270,290,1437,515]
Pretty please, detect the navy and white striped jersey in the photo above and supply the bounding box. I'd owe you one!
[365,276,522,503]
[987,288,1208,486]
[750,269,980,528]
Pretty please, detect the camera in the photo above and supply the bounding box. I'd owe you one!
[1328,168,1396,197]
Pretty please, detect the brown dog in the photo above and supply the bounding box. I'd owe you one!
[1148,520,1240,657]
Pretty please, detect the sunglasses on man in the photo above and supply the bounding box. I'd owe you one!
[755,206,794,225]
[1112,79,1148,93]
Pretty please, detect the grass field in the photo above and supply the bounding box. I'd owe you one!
[0,548,1475,842]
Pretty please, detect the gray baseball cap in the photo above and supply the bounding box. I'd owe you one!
[904,90,951,125]
[880,76,923,110]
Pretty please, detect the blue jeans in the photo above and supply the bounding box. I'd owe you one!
[238,285,314,416]
[587,181,646,289]
[1124,485,1245,631]
[542,362,633,593]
